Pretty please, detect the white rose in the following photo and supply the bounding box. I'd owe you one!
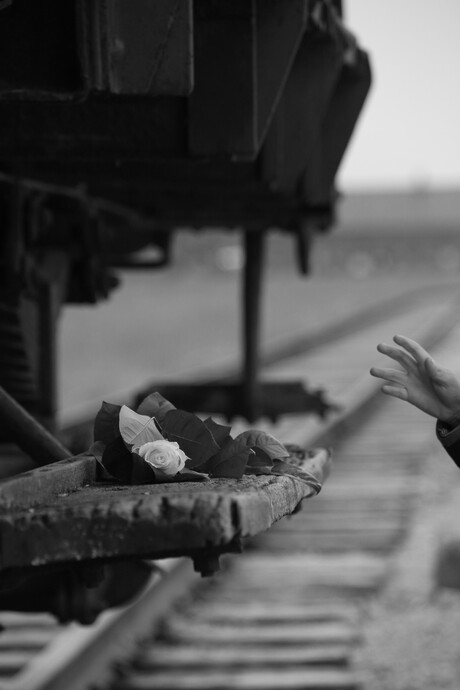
[137,440,187,476]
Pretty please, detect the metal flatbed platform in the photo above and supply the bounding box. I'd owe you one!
[0,447,330,575]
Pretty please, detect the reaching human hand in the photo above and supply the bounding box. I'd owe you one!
[370,334,460,426]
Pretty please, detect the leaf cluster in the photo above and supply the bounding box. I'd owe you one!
[92,392,297,485]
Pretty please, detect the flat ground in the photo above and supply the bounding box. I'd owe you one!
[58,223,460,420]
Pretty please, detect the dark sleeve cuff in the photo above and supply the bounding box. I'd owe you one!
[436,419,460,469]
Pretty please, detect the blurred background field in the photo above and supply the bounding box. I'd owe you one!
[57,0,460,421]
[58,188,460,420]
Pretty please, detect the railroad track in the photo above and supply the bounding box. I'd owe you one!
[0,286,459,690]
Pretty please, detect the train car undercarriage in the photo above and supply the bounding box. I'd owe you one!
[0,0,370,621]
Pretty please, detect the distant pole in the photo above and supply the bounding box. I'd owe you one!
[242,230,265,422]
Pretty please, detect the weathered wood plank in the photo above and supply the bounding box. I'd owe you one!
[115,668,359,689]
[0,448,330,570]
[0,650,32,676]
[0,628,55,650]
[259,532,402,553]
[188,602,357,623]
[0,454,96,510]
[163,619,359,646]
[135,643,351,668]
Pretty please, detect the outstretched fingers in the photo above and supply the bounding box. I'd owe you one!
[393,335,431,365]
[376,342,414,370]
[370,367,406,385]
[381,384,408,401]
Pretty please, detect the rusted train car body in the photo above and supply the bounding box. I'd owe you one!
[0,0,370,620]
[0,0,370,426]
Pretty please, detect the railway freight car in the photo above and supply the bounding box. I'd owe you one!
[0,0,369,621]
[0,0,370,428]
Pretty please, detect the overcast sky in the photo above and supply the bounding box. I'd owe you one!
[337,0,460,192]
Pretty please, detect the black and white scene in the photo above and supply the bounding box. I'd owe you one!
[1,1,460,688]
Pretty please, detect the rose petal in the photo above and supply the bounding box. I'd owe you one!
[119,405,163,449]
[137,440,187,476]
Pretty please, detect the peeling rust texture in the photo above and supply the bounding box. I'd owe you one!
[0,448,330,570]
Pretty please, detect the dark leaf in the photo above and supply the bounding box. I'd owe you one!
[131,453,157,484]
[176,468,210,482]
[161,410,220,468]
[247,447,274,468]
[205,435,255,478]
[271,459,322,493]
[190,461,209,474]
[94,401,121,445]
[208,449,250,478]
[131,462,209,484]
[203,417,232,447]
[96,461,118,482]
[244,465,273,476]
[89,441,116,482]
[136,392,176,423]
[148,467,179,483]
[101,436,132,483]
[88,440,105,460]
[234,430,290,460]
[207,436,254,469]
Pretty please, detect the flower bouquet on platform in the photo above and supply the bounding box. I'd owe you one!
[90,391,322,492]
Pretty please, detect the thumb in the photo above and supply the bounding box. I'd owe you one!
[424,356,442,379]
[425,357,450,386]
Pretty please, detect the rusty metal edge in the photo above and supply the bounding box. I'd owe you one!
[0,448,330,571]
